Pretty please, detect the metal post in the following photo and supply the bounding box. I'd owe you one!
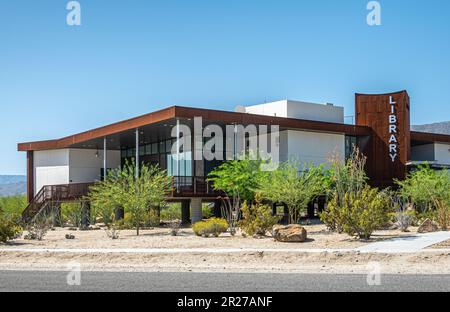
[103,137,107,181]
[135,128,140,178]
[174,119,180,192]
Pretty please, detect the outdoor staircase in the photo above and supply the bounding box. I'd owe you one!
[22,183,93,223]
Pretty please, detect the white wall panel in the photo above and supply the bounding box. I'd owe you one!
[286,130,345,168]
[435,143,450,166]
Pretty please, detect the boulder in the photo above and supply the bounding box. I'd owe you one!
[418,218,439,233]
[272,224,307,243]
[65,234,75,240]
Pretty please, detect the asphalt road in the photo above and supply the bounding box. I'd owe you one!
[1,271,449,292]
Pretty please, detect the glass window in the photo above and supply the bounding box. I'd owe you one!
[145,144,152,155]
[151,143,158,155]
[345,136,357,160]
[166,140,173,153]
[121,149,127,158]
[166,154,173,176]
[179,157,185,177]
[139,146,145,156]
[160,141,165,154]
[186,153,191,176]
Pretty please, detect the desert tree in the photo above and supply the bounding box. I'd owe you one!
[258,161,328,224]
[89,160,171,236]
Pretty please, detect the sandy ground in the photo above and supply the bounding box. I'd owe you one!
[1,225,449,274]
[0,224,423,250]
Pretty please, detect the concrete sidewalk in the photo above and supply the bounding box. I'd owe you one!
[356,231,450,254]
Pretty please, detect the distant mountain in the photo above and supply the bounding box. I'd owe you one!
[0,175,26,197]
[412,121,450,135]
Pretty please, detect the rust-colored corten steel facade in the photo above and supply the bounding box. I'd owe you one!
[356,91,411,187]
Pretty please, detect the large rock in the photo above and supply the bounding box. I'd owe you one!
[272,225,307,243]
[418,218,439,233]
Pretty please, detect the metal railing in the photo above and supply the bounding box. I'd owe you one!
[22,183,94,223]
[170,176,221,197]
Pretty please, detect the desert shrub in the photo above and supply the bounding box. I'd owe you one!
[220,194,241,236]
[391,196,414,232]
[396,165,450,213]
[160,203,181,221]
[202,204,213,219]
[320,193,346,233]
[25,211,53,241]
[116,209,160,230]
[160,204,181,236]
[144,208,160,227]
[330,186,391,240]
[434,198,450,230]
[62,203,83,228]
[0,214,22,243]
[320,148,368,231]
[239,194,280,236]
[192,218,229,237]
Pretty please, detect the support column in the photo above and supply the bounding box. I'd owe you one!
[27,151,34,203]
[191,198,202,223]
[181,200,191,225]
[103,137,107,180]
[213,200,222,218]
[307,201,315,218]
[135,128,140,178]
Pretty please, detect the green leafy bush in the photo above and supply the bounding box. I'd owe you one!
[116,209,160,229]
[88,160,171,235]
[0,195,27,219]
[396,165,450,212]
[320,193,346,233]
[62,203,82,227]
[330,186,391,240]
[239,194,280,236]
[160,203,181,221]
[320,147,369,232]
[434,198,450,230]
[0,214,22,243]
[192,218,229,237]
[258,162,328,224]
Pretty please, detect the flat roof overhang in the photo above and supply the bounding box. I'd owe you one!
[410,131,450,145]
[18,106,374,152]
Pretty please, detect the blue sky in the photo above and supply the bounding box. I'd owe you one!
[1,0,449,175]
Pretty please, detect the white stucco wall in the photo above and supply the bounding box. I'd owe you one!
[33,148,121,195]
[34,149,70,195]
[434,143,450,165]
[241,100,288,118]
[285,130,345,167]
[239,100,344,123]
[69,149,121,184]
